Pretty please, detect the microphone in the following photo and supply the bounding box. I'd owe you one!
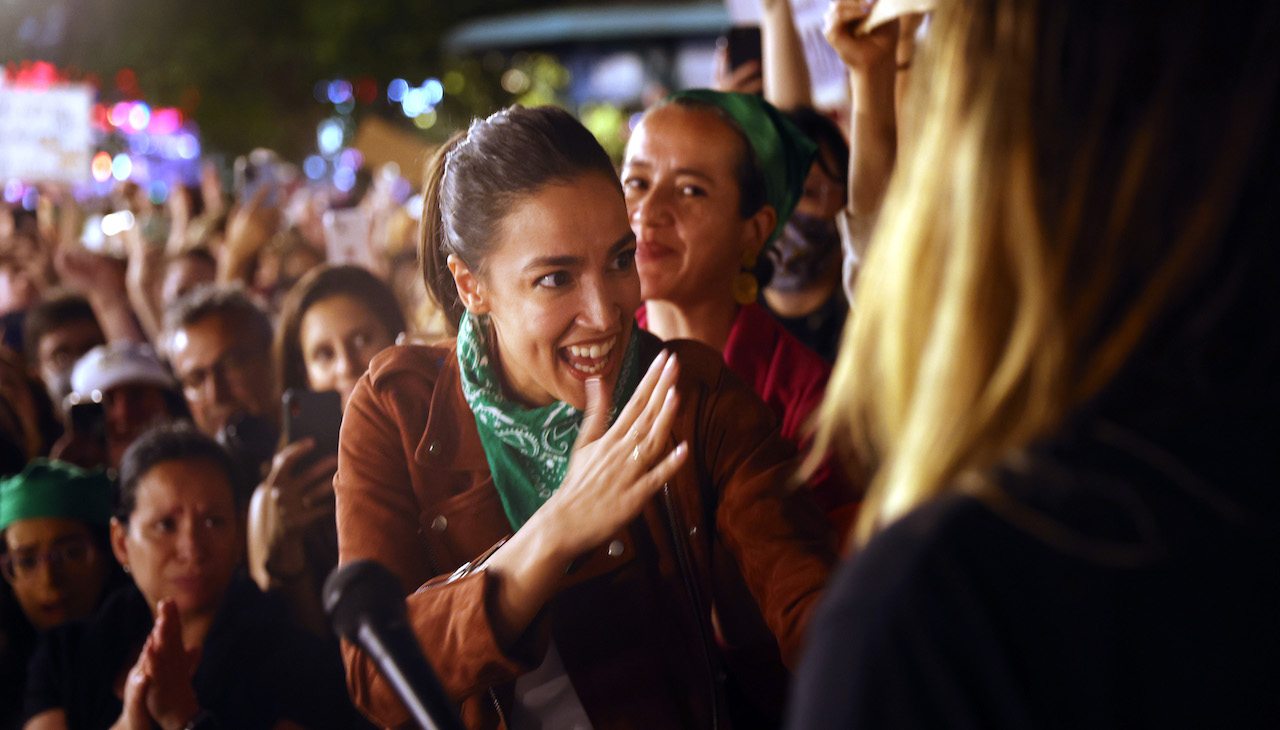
[324,560,466,730]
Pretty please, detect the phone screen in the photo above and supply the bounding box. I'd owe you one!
[283,389,342,455]
[725,25,763,72]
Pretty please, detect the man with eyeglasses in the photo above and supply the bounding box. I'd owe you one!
[162,284,280,482]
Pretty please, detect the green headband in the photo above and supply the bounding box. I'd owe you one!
[664,89,818,245]
[0,459,113,532]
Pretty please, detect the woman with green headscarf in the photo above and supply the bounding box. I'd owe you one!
[335,105,836,729]
[0,459,123,730]
[624,90,860,533]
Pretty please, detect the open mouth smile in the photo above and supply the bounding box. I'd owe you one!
[562,337,617,377]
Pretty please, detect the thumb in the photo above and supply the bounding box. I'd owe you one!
[575,377,610,447]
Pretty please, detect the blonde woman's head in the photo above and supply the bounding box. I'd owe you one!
[816,0,1280,543]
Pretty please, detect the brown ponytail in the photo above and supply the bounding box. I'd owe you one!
[419,132,469,332]
[416,106,619,336]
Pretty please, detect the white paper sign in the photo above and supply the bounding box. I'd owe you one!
[723,0,851,109]
[0,84,94,184]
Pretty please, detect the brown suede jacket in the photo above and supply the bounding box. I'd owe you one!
[334,332,836,729]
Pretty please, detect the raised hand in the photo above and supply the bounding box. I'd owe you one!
[824,0,900,73]
[713,43,765,95]
[485,348,690,647]
[539,349,689,557]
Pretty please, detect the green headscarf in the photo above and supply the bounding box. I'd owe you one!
[0,459,113,532]
[664,89,819,245]
[456,313,643,531]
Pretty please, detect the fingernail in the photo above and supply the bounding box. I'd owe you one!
[675,442,688,458]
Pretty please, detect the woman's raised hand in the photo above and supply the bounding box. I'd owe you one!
[824,0,899,73]
[486,348,690,648]
[541,349,689,558]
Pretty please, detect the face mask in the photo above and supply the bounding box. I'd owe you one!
[768,212,841,293]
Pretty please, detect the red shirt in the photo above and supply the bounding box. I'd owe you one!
[638,303,859,533]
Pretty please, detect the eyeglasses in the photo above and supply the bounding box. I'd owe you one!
[177,346,264,400]
[1,537,98,582]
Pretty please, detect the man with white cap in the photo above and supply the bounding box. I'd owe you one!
[54,341,186,469]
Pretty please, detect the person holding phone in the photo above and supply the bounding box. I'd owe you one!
[244,265,406,636]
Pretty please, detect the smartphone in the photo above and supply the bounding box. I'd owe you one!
[283,388,342,467]
[725,25,763,72]
[321,207,377,271]
[234,155,279,207]
[67,402,106,441]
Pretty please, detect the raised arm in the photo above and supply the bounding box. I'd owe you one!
[825,1,901,297]
[761,0,814,111]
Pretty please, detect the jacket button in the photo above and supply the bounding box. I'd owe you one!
[431,515,448,532]
[607,540,624,557]
[688,526,698,537]
[428,441,440,454]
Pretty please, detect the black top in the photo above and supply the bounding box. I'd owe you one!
[24,578,373,730]
[787,418,1280,729]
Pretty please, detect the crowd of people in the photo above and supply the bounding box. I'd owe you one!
[2,0,1278,728]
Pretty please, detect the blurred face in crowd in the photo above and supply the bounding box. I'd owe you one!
[621,104,772,307]
[36,318,104,405]
[795,147,845,221]
[3,517,109,630]
[101,384,173,468]
[110,457,242,622]
[450,174,640,411]
[299,294,396,410]
[168,312,278,436]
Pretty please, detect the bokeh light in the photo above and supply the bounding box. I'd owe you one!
[111,154,132,181]
[91,152,114,182]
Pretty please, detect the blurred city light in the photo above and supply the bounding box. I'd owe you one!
[387,79,408,103]
[91,152,113,182]
[424,78,444,105]
[111,154,132,181]
[333,166,356,192]
[148,180,169,205]
[128,102,151,132]
[413,110,438,129]
[318,119,344,156]
[101,210,135,236]
[176,134,200,160]
[327,80,353,104]
[304,155,327,180]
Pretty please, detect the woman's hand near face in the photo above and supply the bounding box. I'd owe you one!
[485,350,689,647]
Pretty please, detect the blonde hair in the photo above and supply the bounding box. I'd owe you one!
[813,0,1280,544]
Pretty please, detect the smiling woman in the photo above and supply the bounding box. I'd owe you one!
[335,105,837,729]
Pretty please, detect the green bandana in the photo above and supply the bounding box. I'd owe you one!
[457,313,643,531]
[664,89,818,245]
[0,459,113,532]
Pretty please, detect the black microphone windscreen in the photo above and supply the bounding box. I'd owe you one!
[324,559,407,640]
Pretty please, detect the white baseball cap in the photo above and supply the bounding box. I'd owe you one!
[66,342,176,406]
